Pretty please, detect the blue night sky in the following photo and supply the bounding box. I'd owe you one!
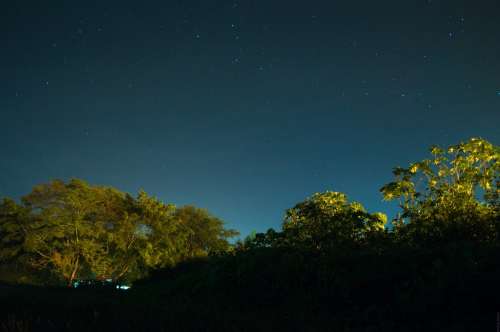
[1,0,499,238]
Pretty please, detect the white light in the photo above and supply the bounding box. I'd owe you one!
[116,285,131,290]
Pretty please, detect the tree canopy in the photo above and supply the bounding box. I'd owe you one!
[282,191,387,250]
[0,179,238,286]
[237,137,499,252]
[380,137,500,245]
[1,137,499,288]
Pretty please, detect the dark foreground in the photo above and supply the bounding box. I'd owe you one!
[2,246,500,332]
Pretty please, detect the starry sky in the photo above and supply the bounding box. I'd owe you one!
[1,0,499,237]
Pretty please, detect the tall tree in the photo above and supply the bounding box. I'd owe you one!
[1,179,212,285]
[21,179,117,286]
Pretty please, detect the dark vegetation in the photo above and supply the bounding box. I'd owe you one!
[1,137,499,331]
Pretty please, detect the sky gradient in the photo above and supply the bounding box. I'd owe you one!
[1,0,499,237]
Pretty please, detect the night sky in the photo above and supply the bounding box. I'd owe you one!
[1,1,499,237]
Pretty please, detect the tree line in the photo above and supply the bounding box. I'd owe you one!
[0,137,499,331]
[237,137,499,252]
[0,137,499,289]
[133,136,500,330]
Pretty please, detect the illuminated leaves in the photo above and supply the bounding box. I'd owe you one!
[0,179,237,285]
[380,137,500,245]
[381,137,499,210]
[282,191,387,250]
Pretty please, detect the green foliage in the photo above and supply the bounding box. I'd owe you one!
[380,137,500,245]
[282,191,387,250]
[236,229,283,251]
[0,179,237,286]
[0,198,28,262]
[173,205,239,257]
[20,179,116,285]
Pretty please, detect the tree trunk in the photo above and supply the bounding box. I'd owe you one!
[67,258,79,288]
[115,264,130,282]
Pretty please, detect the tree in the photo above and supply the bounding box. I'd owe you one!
[75,190,147,283]
[0,198,28,262]
[173,205,239,257]
[234,228,284,251]
[19,179,127,286]
[0,180,205,285]
[0,179,240,285]
[126,191,188,275]
[380,137,500,245]
[282,191,387,250]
